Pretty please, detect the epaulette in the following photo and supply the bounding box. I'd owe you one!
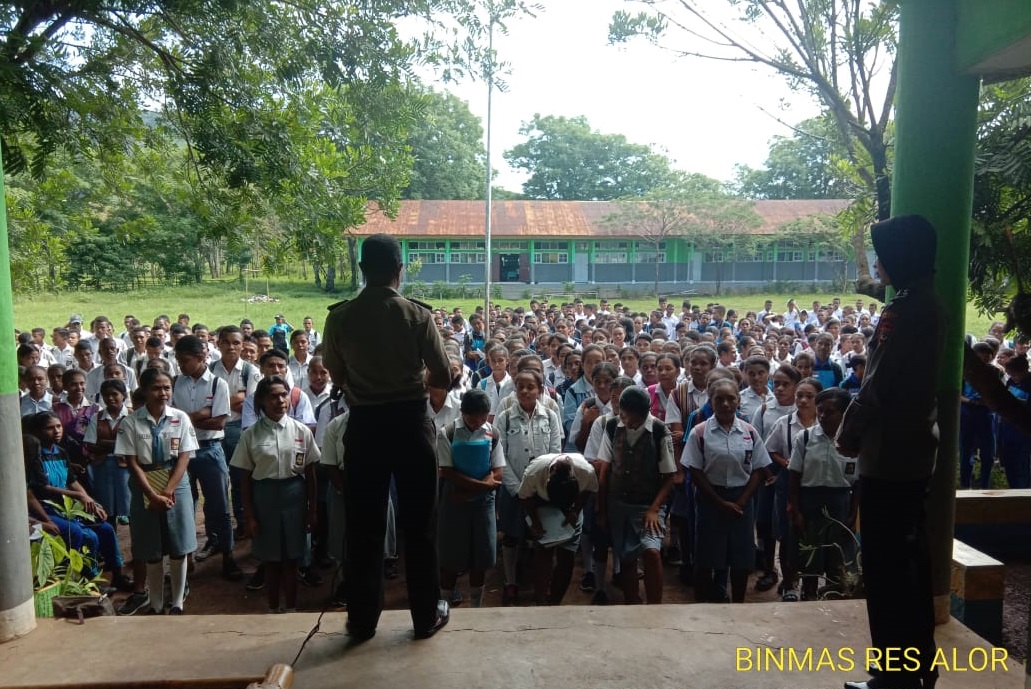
[407,297,433,311]
[326,299,350,312]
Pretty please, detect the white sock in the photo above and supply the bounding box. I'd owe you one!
[470,586,484,608]
[613,557,621,576]
[580,535,594,575]
[169,557,188,609]
[146,561,165,612]
[502,546,519,586]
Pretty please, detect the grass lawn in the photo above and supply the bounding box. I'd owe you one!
[13,279,1000,337]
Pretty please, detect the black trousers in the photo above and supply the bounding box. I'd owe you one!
[343,400,440,633]
[860,477,936,688]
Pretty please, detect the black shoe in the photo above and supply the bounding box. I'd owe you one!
[591,589,609,605]
[414,600,450,640]
[222,560,244,582]
[194,539,219,563]
[579,572,596,592]
[246,566,265,591]
[331,584,348,609]
[168,606,183,616]
[755,570,779,592]
[299,567,323,587]
[346,621,375,644]
[117,592,151,616]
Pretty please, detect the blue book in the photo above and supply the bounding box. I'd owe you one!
[451,439,491,478]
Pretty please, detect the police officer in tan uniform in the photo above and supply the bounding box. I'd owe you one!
[323,234,454,642]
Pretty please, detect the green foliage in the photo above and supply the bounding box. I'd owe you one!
[734,116,850,200]
[31,497,102,595]
[969,78,1031,320]
[404,89,486,200]
[504,113,677,200]
[609,0,899,272]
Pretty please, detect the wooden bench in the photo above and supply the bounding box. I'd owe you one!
[951,538,1005,644]
[954,489,1031,525]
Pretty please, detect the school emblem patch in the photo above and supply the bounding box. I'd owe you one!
[875,309,896,347]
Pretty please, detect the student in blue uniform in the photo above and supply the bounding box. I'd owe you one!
[231,376,321,613]
[115,368,199,615]
[683,378,772,603]
[23,411,132,594]
[998,355,1031,488]
[435,389,505,608]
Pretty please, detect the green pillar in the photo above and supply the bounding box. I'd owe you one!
[892,0,980,624]
[0,151,36,642]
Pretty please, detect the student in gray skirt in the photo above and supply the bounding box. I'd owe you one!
[683,378,772,603]
[115,368,199,615]
[231,376,321,613]
[435,389,505,608]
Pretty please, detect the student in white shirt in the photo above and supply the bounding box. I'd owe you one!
[435,389,505,609]
[519,453,598,605]
[788,387,859,601]
[494,369,562,605]
[596,386,677,604]
[683,378,772,603]
[20,365,52,416]
[172,335,241,581]
[241,349,316,431]
[211,325,260,537]
[115,368,199,615]
[232,376,321,613]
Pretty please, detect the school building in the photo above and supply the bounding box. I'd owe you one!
[352,199,856,293]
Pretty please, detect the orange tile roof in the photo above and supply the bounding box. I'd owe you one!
[353,199,850,238]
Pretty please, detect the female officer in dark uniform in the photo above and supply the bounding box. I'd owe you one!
[322,233,454,642]
[837,215,943,689]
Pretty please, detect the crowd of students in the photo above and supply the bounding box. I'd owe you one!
[14,295,1029,614]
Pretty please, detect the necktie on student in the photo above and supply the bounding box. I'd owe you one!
[149,415,169,465]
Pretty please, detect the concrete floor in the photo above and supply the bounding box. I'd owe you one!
[0,602,1023,689]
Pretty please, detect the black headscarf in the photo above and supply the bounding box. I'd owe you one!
[870,215,937,290]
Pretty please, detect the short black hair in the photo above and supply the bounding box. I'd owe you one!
[460,388,491,414]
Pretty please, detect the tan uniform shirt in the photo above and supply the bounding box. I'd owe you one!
[230,415,321,481]
[322,286,450,406]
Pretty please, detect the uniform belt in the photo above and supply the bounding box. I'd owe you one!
[142,461,175,473]
[198,439,223,448]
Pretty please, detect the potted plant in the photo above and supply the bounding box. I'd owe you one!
[30,497,104,618]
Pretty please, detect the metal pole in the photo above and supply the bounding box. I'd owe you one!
[483,14,494,341]
[0,150,36,643]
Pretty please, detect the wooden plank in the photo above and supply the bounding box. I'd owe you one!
[954,489,1031,525]
[951,539,1005,601]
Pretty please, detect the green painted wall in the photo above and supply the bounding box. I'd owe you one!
[956,0,1031,75]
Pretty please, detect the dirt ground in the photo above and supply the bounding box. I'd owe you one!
[106,521,1029,663]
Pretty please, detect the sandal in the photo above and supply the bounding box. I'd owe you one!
[755,571,779,592]
[781,589,799,602]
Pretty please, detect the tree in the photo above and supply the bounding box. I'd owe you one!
[603,173,726,294]
[404,89,486,200]
[682,193,763,296]
[503,114,677,199]
[610,0,899,281]
[0,0,506,178]
[968,77,1031,324]
[735,116,849,200]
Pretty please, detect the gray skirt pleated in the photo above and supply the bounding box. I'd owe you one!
[252,477,308,563]
[129,472,197,561]
[437,484,497,572]
[694,485,756,570]
[610,499,667,560]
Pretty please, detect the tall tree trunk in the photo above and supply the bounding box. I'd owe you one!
[313,260,323,289]
[325,264,336,292]
[347,236,358,291]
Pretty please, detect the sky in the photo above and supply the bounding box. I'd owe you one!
[432,0,823,193]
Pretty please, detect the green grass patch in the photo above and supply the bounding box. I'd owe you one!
[13,282,999,337]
